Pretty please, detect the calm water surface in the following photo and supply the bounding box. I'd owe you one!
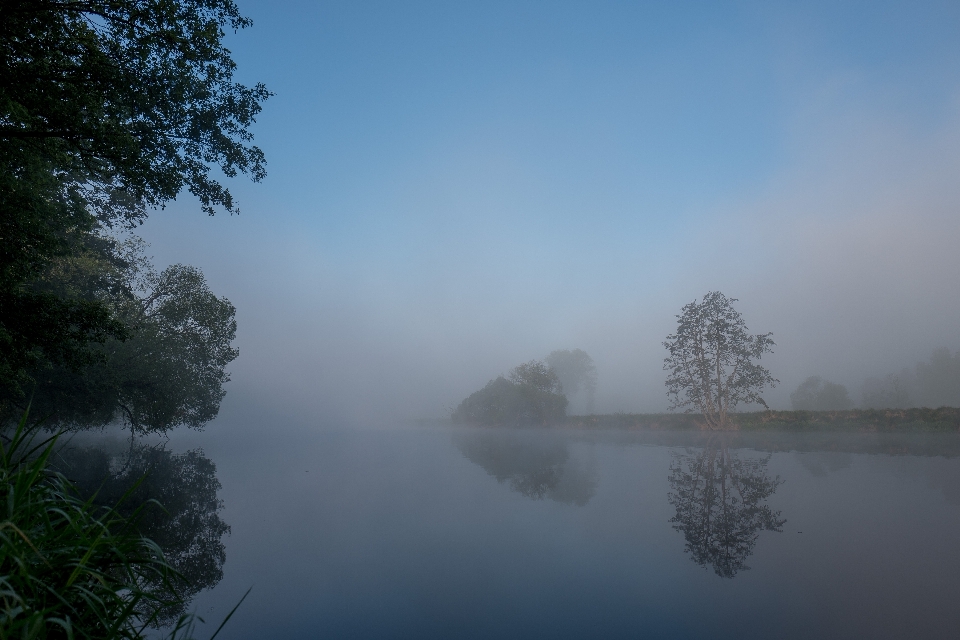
[149,417,960,639]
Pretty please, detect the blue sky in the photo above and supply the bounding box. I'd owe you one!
[140,0,960,422]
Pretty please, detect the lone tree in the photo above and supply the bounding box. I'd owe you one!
[663,291,777,429]
[668,444,785,578]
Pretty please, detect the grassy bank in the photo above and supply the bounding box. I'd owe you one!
[564,407,960,433]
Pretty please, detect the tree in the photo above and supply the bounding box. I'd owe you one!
[790,376,852,411]
[861,371,913,409]
[2,230,238,433]
[545,349,597,414]
[452,360,568,426]
[0,0,267,398]
[25,235,238,434]
[663,292,777,429]
[915,348,960,407]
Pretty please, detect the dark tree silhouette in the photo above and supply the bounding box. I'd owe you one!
[0,0,267,401]
[452,360,568,426]
[668,444,785,578]
[663,292,777,429]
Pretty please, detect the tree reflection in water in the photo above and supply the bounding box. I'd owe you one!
[54,441,229,625]
[455,431,596,505]
[668,443,785,578]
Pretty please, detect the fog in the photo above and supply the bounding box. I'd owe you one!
[135,0,960,426]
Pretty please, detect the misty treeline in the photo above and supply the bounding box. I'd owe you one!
[797,347,960,411]
[452,349,596,426]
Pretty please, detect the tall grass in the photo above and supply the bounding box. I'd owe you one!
[0,413,239,639]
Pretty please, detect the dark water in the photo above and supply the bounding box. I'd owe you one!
[80,419,960,639]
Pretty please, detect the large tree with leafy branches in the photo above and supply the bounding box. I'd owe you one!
[26,233,238,433]
[0,0,267,400]
[663,292,777,429]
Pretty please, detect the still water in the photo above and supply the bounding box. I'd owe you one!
[83,414,960,639]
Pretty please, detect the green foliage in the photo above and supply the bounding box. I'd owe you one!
[790,376,851,411]
[0,0,266,398]
[25,237,238,434]
[545,349,597,414]
[0,416,182,638]
[452,360,568,426]
[663,291,777,429]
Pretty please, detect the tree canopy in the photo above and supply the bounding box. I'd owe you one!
[23,234,238,434]
[452,360,568,426]
[663,292,777,429]
[0,0,266,400]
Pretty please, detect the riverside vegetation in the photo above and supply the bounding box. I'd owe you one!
[453,293,960,434]
[1,0,268,636]
[0,414,244,639]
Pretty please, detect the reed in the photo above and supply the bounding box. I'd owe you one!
[0,412,229,639]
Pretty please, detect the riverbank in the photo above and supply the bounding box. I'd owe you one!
[564,407,960,433]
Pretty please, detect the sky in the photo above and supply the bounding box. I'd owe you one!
[137,0,960,423]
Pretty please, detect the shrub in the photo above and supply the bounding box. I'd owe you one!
[452,361,568,426]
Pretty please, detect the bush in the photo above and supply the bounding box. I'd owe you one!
[452,360,568,426]
[790,376,852,410]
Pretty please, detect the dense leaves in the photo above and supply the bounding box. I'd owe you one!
[25,236,238,433]
[0,0,266,399]
[663,291,777,429]
[452,360,568,426]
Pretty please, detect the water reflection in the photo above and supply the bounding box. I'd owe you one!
[454,430,596,505]
[668,443,785,578]
[54,439,229,624]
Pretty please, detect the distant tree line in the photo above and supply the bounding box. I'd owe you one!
[791,348,960,411]
[859,347,960,409]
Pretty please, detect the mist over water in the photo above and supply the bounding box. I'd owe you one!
[151,407,960,639]
[139,6,960,424]
[44,1,960,637]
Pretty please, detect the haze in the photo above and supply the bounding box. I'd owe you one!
[136,0,960,424]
